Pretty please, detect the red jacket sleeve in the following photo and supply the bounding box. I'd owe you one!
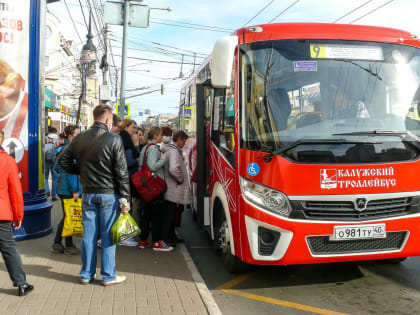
[7,157,24,221]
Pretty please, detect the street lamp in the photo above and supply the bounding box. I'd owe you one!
[77,12,97,127]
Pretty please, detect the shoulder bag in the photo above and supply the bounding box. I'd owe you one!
[131,144,166,203]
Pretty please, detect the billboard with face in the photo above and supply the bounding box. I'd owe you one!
[0,0,30,191]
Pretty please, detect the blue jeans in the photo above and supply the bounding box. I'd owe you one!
[80,193,118,283]
[45,160,58,198]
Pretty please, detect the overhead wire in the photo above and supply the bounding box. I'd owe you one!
[110,44,206,60]
[332,0,374,23]
[78,0,89,30]
[242,0,277,27]
[150,21,231,33]
[113,55,197,65]
[268,0,300,23]
[84,0,105,55]
[150,18,234,32]
[109,32,208,56]
[63,0,82,42]
[349,0,394,24]
[88,0,119,99]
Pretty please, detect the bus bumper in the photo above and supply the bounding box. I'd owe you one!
[240,203,420,265]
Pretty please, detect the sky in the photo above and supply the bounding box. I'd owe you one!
[47,0,420,124]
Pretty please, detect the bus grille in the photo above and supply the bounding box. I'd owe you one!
[307,231,407,255]
[301,197,411,221]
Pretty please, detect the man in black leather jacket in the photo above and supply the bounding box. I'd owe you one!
[58,104,130,286]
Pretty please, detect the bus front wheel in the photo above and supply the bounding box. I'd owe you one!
[215,211,250,273]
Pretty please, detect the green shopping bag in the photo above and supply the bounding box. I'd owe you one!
[110,213,141,244]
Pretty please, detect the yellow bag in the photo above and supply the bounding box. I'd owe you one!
[62,198,83,237]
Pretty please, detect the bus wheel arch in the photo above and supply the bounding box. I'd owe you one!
[211,183,250,273]
[211,182,235,255]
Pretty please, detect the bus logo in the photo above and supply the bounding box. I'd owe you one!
[355,198,367,211]
[247,163,260,177]
[320,169,337,189]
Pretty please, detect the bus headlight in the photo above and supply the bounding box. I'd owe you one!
[240,177,291,216]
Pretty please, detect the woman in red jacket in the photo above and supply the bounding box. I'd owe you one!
[0,130,33,296]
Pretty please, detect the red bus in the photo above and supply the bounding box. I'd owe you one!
[179,23,420,272]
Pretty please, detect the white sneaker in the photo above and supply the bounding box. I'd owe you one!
[102,275,126,286]
[118,237,138,247]
[80,273,96,285]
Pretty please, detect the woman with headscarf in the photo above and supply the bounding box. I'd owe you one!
[161,130,191,247]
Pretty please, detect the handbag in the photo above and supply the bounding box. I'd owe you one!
[131,144,166,203]
[62,198,83,237]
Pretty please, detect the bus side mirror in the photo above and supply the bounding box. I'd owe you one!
[211,36,238,88]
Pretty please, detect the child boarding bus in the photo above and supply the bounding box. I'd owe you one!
[179,23,420,272]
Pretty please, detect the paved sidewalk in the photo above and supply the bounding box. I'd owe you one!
[0,200,216,315]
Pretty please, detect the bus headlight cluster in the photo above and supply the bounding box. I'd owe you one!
[240,177,291,216]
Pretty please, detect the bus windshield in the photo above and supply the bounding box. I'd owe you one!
[240,40,420,163]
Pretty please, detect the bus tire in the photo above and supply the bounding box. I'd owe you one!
[215,210,250,273]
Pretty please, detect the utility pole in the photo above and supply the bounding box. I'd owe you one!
[104,0,151,115]
[119,0,130,118]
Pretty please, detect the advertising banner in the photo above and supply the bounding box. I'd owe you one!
[44,87,51,108]
[0,0,30,191]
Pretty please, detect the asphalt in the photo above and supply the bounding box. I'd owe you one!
[0,198,220,315]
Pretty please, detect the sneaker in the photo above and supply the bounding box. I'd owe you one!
[51,243,64,254]
[153,241,173,252]
[118,237,138,247]
[80,273,96,285]
[52,197,58,201]
[102,275,126,286]
[166,240,176,248]
[97,239,101,248]
[138,241,149,249]
[64,246,79,255]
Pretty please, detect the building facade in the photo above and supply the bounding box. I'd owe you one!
[44,11,99,133]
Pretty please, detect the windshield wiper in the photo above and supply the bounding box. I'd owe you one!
[340,60,383,81]
[263,138,379,162]
[333,130,420,152]
[333,130,406,136]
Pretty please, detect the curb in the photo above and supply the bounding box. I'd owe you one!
[179,244,223,315]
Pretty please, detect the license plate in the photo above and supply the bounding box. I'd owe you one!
[330,223,386,241]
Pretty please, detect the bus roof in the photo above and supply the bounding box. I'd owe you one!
[240,23,420,47]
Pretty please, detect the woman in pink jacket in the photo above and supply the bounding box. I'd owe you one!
[0,130,33,296]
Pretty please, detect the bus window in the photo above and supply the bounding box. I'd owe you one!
[211,86,235,167]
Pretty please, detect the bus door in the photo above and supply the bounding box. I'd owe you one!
[195,83,212,228]
[209,86,238,237]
